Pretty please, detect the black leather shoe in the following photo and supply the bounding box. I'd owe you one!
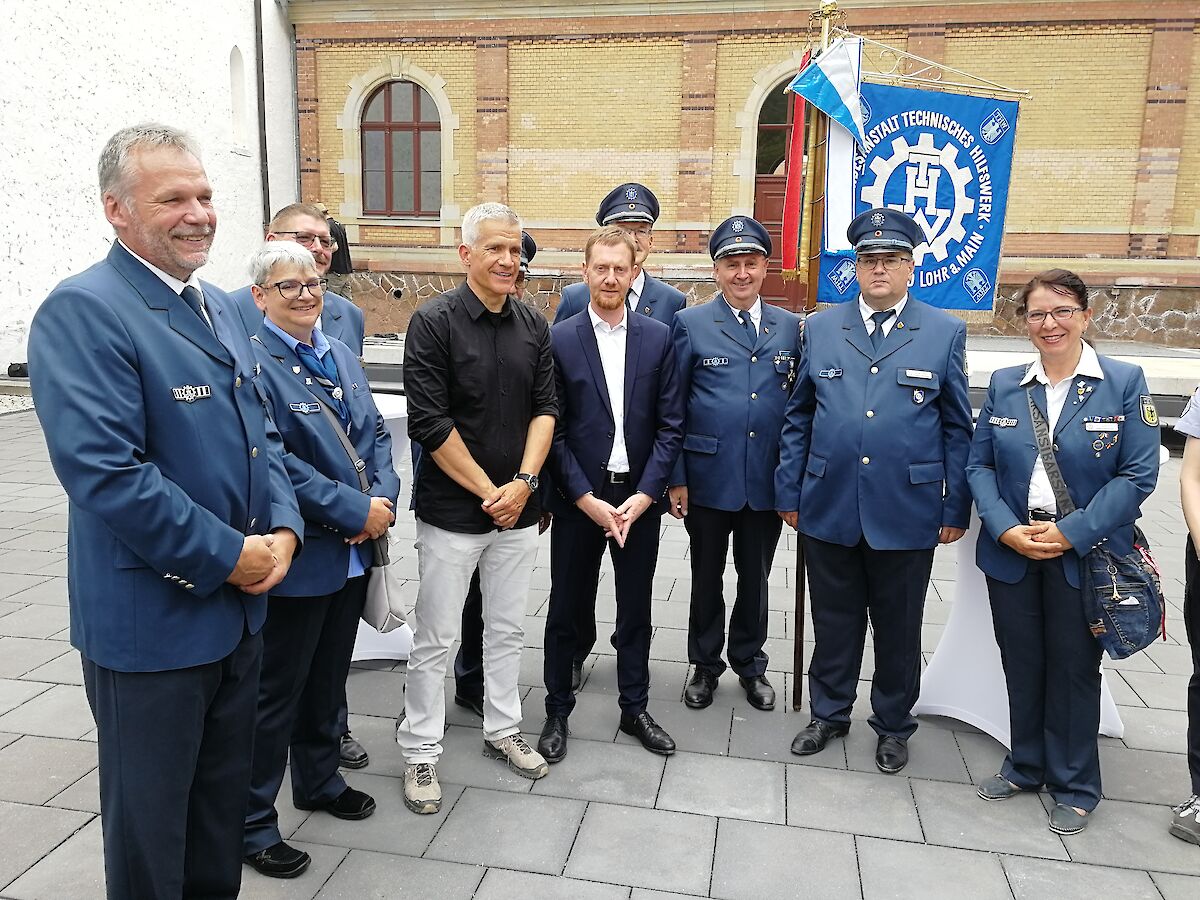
[790,720,850,756]
[683,669,718,709]
[454,694,485,718]
[619,710,676,755]
[339,732,369,769]
[875,735,909,774]
[538,715,570,763]
[296,786,376,820]
[738,675,776,711]
[244,841,311,879]
[571,661,584,693]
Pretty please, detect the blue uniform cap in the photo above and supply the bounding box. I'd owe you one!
[709,216,772,261]
[596,183,660,226]
[520,231,537,273]
[848,207,925,254]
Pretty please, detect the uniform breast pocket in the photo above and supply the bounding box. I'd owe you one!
[773,357,795,375]
[896,368,940,404]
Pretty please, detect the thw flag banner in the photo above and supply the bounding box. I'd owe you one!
[819,83,1020,310]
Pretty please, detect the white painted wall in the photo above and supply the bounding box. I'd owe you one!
[1,0,299,364]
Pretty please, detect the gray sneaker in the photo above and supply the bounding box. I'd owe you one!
[483,733,549,780]
[1170,794,1200,845]
[403,763,441,814]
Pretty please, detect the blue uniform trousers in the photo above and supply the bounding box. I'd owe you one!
[82,628,262,900]
[544,482,658,718]
[805,537,932,739]
[686,504,780,678]
[244,576,367,855]
[986,559,1103,811]
[1184,538,1200,794]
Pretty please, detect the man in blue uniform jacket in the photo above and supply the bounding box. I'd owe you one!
[669,216,803,713]
[775,208,973,775]
[229,203,366,355]
[27,124,303,900]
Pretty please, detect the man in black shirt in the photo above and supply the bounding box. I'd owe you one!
[397,203,557,815]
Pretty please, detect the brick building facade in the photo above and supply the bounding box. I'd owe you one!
[286,0,1200,340]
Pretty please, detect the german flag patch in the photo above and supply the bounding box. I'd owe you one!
[1140,395,1158,427]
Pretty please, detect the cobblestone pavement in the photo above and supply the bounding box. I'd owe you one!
[0,408,1197,898]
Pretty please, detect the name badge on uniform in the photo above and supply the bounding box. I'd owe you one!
[818,368,843,379]
[989,415,1018,428]
[1084,416,1123,432]
[702,356,729,367]
[171,384,212,403]
[289,402,321,415]
[905,369,934,380]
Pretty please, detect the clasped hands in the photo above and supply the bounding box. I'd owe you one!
[228,529,299,595]
[577,490,653,548]
[1000,521,1073,560]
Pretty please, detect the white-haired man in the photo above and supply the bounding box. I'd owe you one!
[397,202,557,813]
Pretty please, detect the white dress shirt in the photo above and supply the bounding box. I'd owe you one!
[858,293,908,339]
[119,240,212,328]
[627,269,647,313]
[726,296,763,335]
[588,305,630,472]
[1021,341,1105,513]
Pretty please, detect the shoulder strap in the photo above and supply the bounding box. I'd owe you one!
[1025,388,1077,515]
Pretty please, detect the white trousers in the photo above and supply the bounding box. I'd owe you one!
[395,519,539,763]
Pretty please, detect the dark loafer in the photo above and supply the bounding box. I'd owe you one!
[338,732,369,769]
[244,841,311,879]
[619,710,676,755]
[977,774,1024,801]
[454,694,485,718]
[790,720,849,756]
[571,661,584,694]
[683,669,718,709]
[875,735,908,774]
[538,715,570,763]
[738,675,776,711]
[1048,803,1089,835]
[296,786,376,820]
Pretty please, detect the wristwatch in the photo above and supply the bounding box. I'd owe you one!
[514,472,539,492]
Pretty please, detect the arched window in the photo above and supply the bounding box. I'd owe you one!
[361,80,441,217]
[756,84,802,176]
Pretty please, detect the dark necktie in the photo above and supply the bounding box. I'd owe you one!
[737,310,756,341]
[181,285,212,332]
[869,309,895,352]
[296,344,351,431]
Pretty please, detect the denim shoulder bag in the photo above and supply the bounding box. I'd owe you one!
[1026,389,1164,659]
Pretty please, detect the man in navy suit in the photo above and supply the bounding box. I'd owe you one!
[27,124,303,899]
[553,183,686,690]
[229,203,366,355]
[537,226,684,761]
[669,217,802,713]
[775,208,973,775]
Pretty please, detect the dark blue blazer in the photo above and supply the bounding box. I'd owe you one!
[774,297,973,550]
[547,310,683,514]
[670,298,803,511]
[555,273,686,326]
[251,326,400,597]
[28,243,304,672]
[967,356,1160,588]
[229,285,365,355]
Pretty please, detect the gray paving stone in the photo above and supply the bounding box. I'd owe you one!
[1143,641,1197,677]
[294,771,464,856]
[0,735,96,805]
[1107,671,1149,707]
[1098,744,1193,806]
[785,765,923,840]
[584,655,690,703]
[631,891,705,900]
[47,767,100,814]
[728,707,848,768]
[312,849,482,899]
[912,778,1069,859]
[19,650,84,685]
[710,818,859,900]
[953,730,1010,785]
[1116,706,1190,753]
[530,735,664,807]
[240,841,350,900]
[0,732,19,751]
[1120,670,1189,711]
[426,787,585,874]
[647,626,689,663]
[566,803,716,895]
[0,549,67,575]
[845,722,971,783]
[2,814,104,900]
[5,577,68,607]
[0,683,94,739]
[857,836,1012,900]
[473,869,629,900]
[430,724,537,794]
[658,750,785,823]
[523,687,622,743]
[0,799,92,890]
[0,599,23,618]
[344,668,405,718]
[613,697,731,757]
[0,530,67,552]
[1064,797,1200,876]
[1002,856,1162,900]
[0,678,51,716]
[1153,871,1200,899]
[0,603,69,639]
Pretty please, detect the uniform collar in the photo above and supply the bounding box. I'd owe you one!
[629,268,647,301]
[725,295,762,323]
[117,239,202,296]
[858,293,908,325]
[262,315,331,357]
[1020,340,1103,387]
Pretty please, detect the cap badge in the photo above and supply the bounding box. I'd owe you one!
[625,187,638,200]
[734,236,743,242]
[870,212,886,227]
[732,219,745,232]
[874,230,883,237]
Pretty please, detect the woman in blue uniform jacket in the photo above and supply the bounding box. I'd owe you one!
[966,269,1159,836]
[241,241,400,879]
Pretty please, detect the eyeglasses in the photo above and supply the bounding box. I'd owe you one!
[855,255,910,271]
[274,231,338,250]
[1023,306,1084,325]
[264,279,328,300]
[617,225,653,238]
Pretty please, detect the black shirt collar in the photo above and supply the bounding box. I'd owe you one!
[460,281,512,321]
